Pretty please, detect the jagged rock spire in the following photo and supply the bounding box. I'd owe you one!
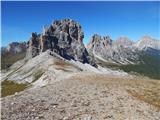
[26,19,96,67]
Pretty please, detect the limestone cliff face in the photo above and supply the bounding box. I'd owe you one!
[26,19,96,67]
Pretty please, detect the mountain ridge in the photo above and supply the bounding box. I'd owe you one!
[87,34,160,64]
[1,19,160,80]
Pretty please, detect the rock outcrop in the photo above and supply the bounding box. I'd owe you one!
[26,19,96,66]
[87,34,139,64]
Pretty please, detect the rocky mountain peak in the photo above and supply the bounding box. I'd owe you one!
[135,36,160,50]
[113,36,134,48]
[137,36,153,45]
[26,19,96,67]
[140,35,152,41]
[87,34,112,51]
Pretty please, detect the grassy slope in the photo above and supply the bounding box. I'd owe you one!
[97,54,160,80]
[120,55,160,80]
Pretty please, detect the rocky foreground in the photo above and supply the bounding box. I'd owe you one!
[1,51,160,120]
[1,73,160,120]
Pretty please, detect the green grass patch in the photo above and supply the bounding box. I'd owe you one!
[119,54,160,80]
[1,80,29,97]
[32,70,44,82]
[97,54,160,80]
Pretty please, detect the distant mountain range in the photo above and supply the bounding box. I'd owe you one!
[1,42,27,54]
[87,34,160,64]
[1,42,27,69]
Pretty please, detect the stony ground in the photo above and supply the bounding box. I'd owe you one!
[1,72,160,120]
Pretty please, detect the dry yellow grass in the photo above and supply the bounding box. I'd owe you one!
[71,74,160,111]
[125,78,160,111]
[1,80,29,97]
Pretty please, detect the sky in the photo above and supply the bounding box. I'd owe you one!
[1,1,160,46]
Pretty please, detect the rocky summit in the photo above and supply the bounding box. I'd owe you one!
[26,19,96,67]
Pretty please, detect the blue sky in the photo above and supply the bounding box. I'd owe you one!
[1,1,160,46]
